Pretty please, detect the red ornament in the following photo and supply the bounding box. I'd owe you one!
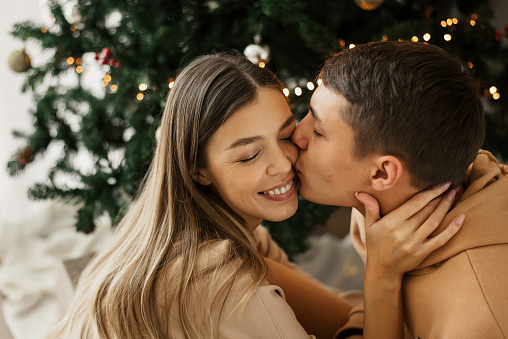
[94,53,100,60]
[102,47,112,58]
[113,61,121,68]
[494,29,502,42]
[108,58,115,66]
[101,59,109,65]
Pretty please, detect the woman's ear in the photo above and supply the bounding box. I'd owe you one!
[192,168,212,186]
[370,155,403,192]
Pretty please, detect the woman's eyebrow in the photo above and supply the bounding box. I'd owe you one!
[279,115,296,131]
[227,136,262,150]
[227,115,295,150]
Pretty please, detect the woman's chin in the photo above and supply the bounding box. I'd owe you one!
[264,204,298,223]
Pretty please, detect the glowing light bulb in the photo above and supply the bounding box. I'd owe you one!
[349,44,356,49]
[67,57,75,65]
[104,75,112,82]
[139,83,148,91]
[493,93,500,100]
[41,27,48,33]
[411,36,418,42]
[76,66,83,73]
[452,18,458,24]
[111,84,118,92]
[70,25,77,32]
[490,86,498,94]
[317,79,323,86]
[295,87,302,96]
[444,34,452,41]
[423,33,431,41]
[283,88,290,97]
[382,35,388,41]
[137,93,144,101]
[441,21,447,28]
[307,82,315,91]
[470,20,476,26]
[447,18,453,26]
[168,81,174,89]
[258,61,266,68]
[467,62,474,69]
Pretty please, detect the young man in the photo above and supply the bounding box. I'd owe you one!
[291,41,508,338]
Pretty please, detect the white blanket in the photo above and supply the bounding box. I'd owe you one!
[0,202,113,339]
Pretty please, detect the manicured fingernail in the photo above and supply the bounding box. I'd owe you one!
[446,187,459,201]
[441,182,451,191]
[455,214,465,226]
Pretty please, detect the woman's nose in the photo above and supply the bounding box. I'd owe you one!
[266,146,293,176]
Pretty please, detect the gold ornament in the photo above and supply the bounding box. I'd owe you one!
[8,49,31,72]
[354,0,384,11]
[17,147,35,167]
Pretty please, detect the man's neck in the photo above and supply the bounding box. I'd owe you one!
[357,185,419,218]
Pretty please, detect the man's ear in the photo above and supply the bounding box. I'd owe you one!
[369,155,403,192]
[192,168,212,186]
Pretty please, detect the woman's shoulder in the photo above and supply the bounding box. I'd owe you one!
[221,278,315,338]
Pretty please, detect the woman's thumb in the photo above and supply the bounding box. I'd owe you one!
[355,192,381,227]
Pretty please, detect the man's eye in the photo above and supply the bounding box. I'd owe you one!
[313,130,323,137]
[239,152,260,164]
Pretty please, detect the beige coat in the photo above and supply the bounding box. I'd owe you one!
[351,150,508,338]
[174,226,361,339]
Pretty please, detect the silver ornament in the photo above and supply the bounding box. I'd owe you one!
[243,44,270,64]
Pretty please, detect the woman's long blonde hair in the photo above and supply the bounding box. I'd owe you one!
[48,53,286,338]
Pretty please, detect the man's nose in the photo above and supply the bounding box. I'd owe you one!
[292,116,309,150]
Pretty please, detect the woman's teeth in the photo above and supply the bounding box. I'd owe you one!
[263,180,293,196]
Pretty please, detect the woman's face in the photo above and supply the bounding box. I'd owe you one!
[196,88,298,230]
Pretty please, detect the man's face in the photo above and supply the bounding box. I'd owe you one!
[292,84,372,207]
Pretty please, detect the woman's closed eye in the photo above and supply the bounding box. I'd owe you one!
[239,151,260,164]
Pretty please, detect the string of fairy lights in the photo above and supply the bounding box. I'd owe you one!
[34,11,502,103]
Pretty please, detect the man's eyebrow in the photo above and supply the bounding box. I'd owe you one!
[227,115,295,150]
[309,105,322,125]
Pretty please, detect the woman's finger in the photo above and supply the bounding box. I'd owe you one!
[422,214,465,253]
[355,192,381,228]
[405,196,441,231]
[415,187,460,239]
[385,182,451,221]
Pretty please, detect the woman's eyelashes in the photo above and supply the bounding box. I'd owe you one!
[238,131,294,165]
[239,151,260,164]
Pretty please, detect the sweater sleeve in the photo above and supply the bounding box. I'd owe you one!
[333,291,364,339]
[265,257,357,338]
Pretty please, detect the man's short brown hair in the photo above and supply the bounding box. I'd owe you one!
[320,41,485,189]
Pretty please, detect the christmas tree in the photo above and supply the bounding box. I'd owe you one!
[7,0,508,256]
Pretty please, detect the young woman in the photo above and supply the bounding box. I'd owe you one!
[47,53,460,338]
